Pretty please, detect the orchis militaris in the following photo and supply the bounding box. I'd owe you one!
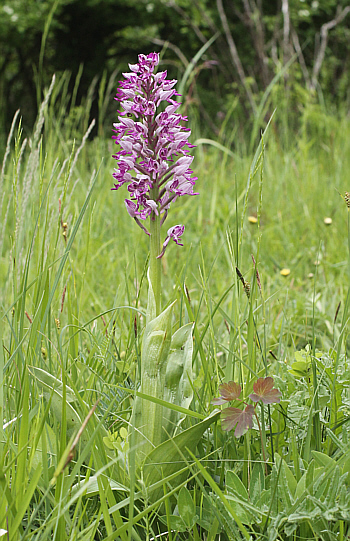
[112,52,198,314]
[212,377,282,473]
[112,53,198,466]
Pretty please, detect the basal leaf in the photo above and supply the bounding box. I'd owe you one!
[178,486,196,529]
[28,366,76,403]
[226,470,249,501]
[160,515,187,532]
[71,475,129,498]
[142,410,220,502]
[250,462,265,504]
[132,299,176,463]
[29,366,85,439]
[311,450,336,469]
[163,322,194,432]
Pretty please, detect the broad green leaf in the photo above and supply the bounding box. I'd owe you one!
[282,459,297,497]
[226,470,249,501]
[132,299,175,463]
[141,410,220,502]
[29,367,84,438]
[255,488,271,513]
[342,455,350,484]
[295,472,306,500]
[250,462,264,504]
[210,491,251,539]
[30,422,57,471]
[142,300,175,376]
[226,470,251,524]
[160,515,187,532]
[305,460,314,497]
[178,486,196,529]
[274,455,293,509]
[163,322,194,432]
[27,365,104,464]
[28,366,77,403]
[311,450,336,469]
[71,475,129,497]
[288,361,310,377]
[196,497,221,532]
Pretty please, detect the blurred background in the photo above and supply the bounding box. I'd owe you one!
[0,0,349,146]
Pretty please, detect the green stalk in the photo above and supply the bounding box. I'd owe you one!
[133,299,174,464]
[149,207,162,316]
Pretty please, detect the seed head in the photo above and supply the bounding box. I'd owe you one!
[345,192,350,209]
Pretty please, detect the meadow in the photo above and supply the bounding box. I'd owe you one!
[1,69,350,540]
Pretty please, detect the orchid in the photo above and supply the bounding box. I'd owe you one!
[112,52,197,258]
[112,53,200,466]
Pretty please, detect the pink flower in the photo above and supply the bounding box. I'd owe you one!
[157,225,185,259]
[112,52,197,249]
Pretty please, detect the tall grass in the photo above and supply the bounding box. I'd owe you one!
[1,74,350,539]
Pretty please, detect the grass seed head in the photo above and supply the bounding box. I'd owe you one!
[345,192,350,208]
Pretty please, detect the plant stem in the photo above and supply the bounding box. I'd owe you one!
[149,207,162,315]
[254,407,268,475]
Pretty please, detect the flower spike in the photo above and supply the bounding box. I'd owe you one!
[112,52,198,247]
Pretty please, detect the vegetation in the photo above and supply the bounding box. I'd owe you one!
[1,55,350,538]
[1,0,350,139]
[1,1,350,538]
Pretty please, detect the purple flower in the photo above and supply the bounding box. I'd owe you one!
[157,225,185,259]
[112,52,197,252]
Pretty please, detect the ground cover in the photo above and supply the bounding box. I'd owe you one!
[1,75,350,540]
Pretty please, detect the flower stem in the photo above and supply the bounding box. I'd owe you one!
[149,209,162,315]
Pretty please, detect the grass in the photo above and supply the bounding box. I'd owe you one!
[1,75,350,540]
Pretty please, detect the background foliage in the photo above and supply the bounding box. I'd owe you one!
[1,0,350,142]
[1,1,350,539]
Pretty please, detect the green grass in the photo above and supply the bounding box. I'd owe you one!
[1,76,350,540]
